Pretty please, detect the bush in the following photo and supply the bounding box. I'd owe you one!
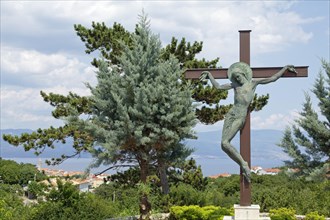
[169,183,205,206]
[0,160,46,185]
[169,205,232,220]
[305,211,326,220]
[0,184,30,219]
[269,208,296,220]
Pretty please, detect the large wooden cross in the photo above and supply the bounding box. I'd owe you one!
[185,30,308,206]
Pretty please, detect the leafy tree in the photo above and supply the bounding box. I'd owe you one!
[0,183,30,220]
[109,167,141,188]
[0,159,46,185]
[29,180,116,220]
[278,60,330,181]
[169,183,206,206]
[181,158,208,191]
[27,181,48,199]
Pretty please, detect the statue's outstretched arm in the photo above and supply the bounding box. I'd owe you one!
[200,71,233,90]
[254,65,297,85]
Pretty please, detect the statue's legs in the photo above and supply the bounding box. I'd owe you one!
[222,115,251,182]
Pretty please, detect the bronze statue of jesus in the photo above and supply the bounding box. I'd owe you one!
[200,62,297,182]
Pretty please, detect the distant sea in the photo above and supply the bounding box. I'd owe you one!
[1,128,287,177]
[3,156,284,177]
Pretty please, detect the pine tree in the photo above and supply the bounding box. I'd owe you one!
[74,21,133,67]
[181,158,208,191]
[278,60,330,181]
[72,14,196,218]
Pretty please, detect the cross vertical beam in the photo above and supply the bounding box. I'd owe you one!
[239,30,251,206]
[183,30,308,208]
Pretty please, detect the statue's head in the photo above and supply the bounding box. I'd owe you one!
[228,62,252,84]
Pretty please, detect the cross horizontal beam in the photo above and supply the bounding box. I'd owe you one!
[185,66,308,79]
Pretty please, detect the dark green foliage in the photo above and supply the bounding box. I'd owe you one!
[40,91,92,118]
[86,183,140,216]
[29,180,116,220]
[1,169,330,219]
[0,159,46,185]
[160,37,236,124]
[3,92,94,165]
[251,173,330,216]
[208,174,240,198]
[181,158,208,191]
[278,60,330,181]
[0,183,30,220]
[204,175,240,208]
[195,104,231,124]
[109,167,141,188]
[250,93,270,112]
[2,125,94,165]
[93,183,115,199]
[169,183,205,206]
[160,37,219,69]
[27,181,47,198]
[74,21,133,67]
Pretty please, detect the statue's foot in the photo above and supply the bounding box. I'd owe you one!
[242,162,251,183]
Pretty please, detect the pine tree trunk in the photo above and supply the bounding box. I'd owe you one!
[158,159,170,194]
[139,158,151,220]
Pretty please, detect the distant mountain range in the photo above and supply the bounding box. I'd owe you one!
[0,129,288,174]
[1,128,288,166]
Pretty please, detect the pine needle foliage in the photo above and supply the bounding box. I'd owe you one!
[278,59,330,181]
[73,17,269,125]
[69,14,197,176]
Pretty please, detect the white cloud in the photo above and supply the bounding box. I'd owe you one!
[0,86,61,129]
[194,109,300,132]
[2,45,96,90]
[2,1,321,64]
[0,84,95,129]
[1,45,96,129]
[251,110,300,130]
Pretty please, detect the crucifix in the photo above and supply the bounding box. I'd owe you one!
[185,30,308,206]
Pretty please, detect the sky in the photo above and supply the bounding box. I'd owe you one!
[1,0,329,132]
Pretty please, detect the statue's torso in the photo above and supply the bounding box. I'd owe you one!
[233,82,256,108]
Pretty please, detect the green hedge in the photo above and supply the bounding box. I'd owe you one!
[304,211,326,220]
[170,206,327,220]
[169,205,233,220]
[269,208,326,220]
[269,208,296,220]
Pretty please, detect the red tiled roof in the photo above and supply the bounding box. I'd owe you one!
[264,168,281,173]
[209,173,232,179]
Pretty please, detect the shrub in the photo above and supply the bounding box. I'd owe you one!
[169,205,232,220]
[269,207,296,220]
[169,183,205,206]
[305,211,326,220]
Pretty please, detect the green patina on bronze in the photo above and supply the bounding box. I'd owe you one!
[200,62,297,182]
